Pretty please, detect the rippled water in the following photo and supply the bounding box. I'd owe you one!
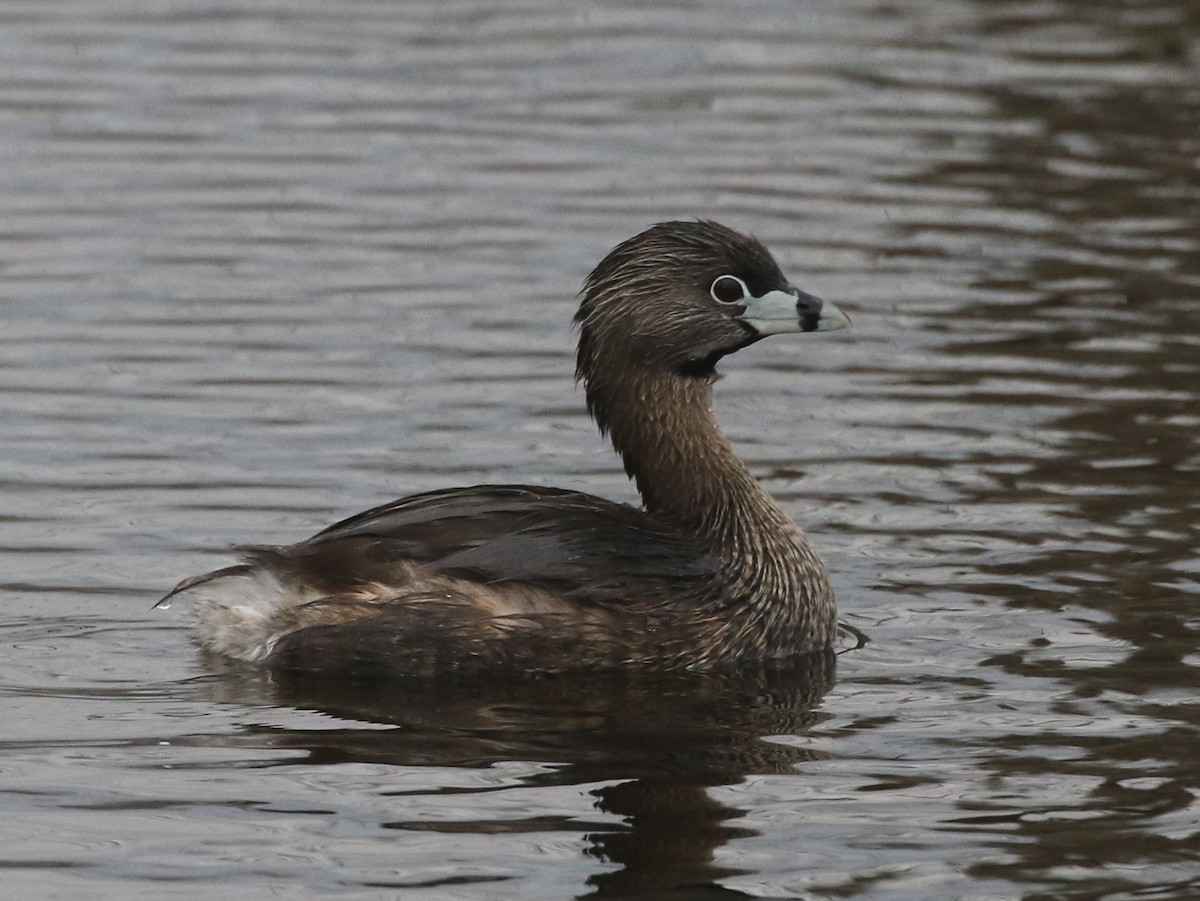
[2,0,1198,897]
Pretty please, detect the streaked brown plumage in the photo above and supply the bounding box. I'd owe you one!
[159,220,850,675]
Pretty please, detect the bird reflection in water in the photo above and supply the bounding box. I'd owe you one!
[201,649,836,898]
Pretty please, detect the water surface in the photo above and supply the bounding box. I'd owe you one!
[2,0,1198,897]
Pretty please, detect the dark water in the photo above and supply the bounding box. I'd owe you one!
[2,0,1198,897]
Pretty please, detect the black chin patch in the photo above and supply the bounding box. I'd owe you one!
[676,321,761,379]
[677,352,723,379]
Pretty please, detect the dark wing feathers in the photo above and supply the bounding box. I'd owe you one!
[270,485,720,606]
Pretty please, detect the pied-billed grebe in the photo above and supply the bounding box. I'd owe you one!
[160,221,850,675]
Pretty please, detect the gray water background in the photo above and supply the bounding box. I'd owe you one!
[2,0,1198,897]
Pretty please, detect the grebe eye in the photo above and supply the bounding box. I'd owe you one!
[710,275,749,305]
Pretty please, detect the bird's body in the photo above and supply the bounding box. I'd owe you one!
[161,221,849,675]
